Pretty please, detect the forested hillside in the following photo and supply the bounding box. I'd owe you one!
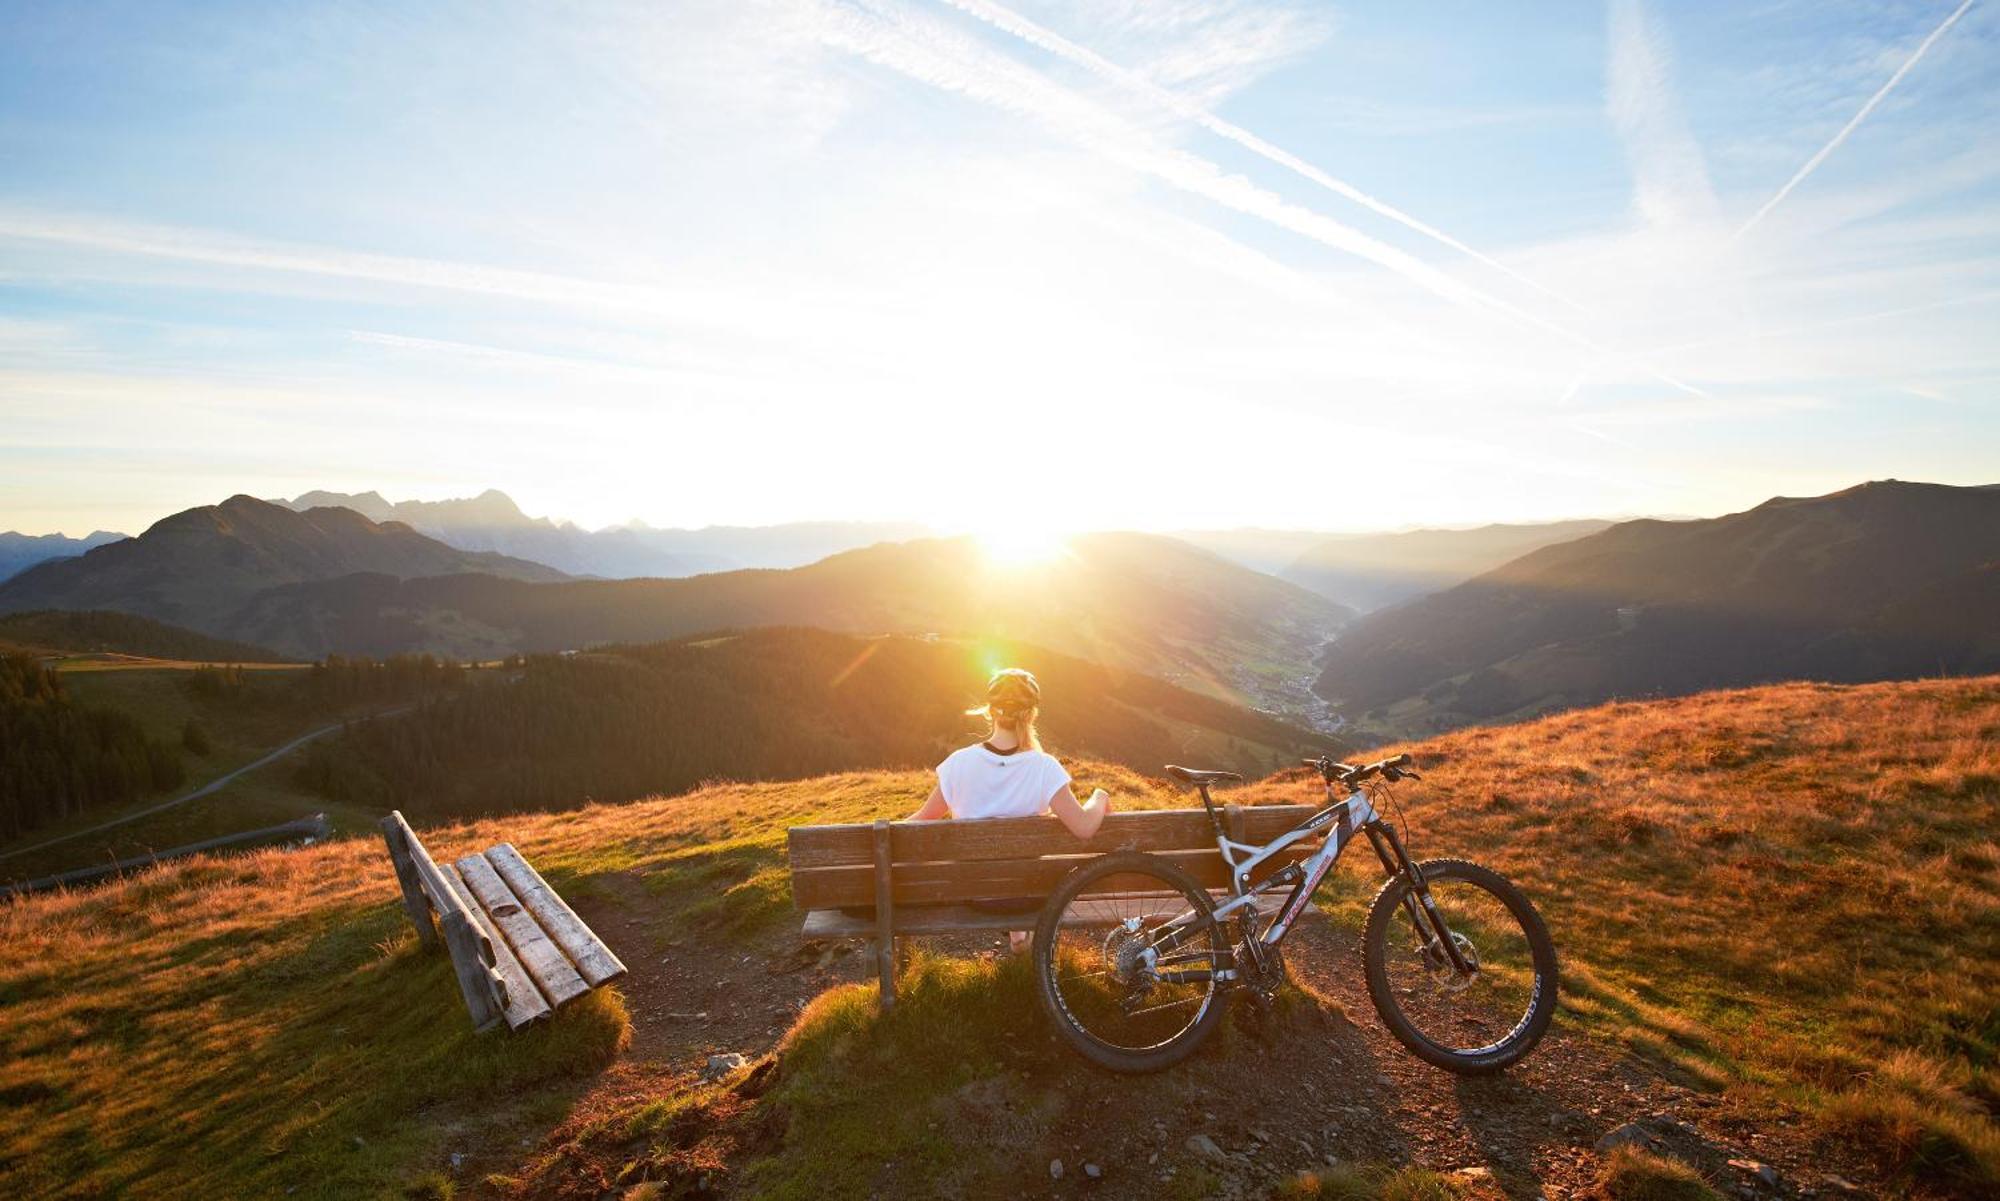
[295,628,1344,818]
[0,654,465,846]
[0,610,289,662]
[0,655,185,839]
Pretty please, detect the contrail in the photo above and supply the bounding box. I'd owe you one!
[832,0,1710,396]
[938,0,1589,313]
[1736,0,1977,239]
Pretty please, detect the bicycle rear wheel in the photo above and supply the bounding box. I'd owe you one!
[1033,851,1229,1073]
[1362,857,1558,1074]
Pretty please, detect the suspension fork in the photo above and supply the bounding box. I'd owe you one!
[1364,820,1474,975]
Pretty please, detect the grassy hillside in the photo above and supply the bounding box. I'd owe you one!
[299,628,1343,820]
[1239,676,2000,1191]
[1317,480,2000,735]
[1,678,1992,1198]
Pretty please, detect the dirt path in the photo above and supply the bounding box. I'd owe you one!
[484,877,1883,1200]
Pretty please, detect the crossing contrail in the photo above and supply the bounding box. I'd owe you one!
[937,0,1589,314]
[1736,0,1977,239]
[827,0,1710,397]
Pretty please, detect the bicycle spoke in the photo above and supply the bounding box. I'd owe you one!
[1044,874,1221,1056]
[1381,877,1539,1056]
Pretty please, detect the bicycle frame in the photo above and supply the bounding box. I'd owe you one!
[1147,780,1475,984]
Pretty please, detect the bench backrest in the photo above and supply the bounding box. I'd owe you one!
[787,804,1320,910]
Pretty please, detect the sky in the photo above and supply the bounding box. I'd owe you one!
[2,0,1997,538]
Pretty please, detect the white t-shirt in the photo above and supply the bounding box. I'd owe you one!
[935,743,1072,820]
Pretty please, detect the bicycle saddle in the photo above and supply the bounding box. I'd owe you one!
[1164,765,1243,785]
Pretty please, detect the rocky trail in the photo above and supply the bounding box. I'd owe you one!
[470,870,1885,1200]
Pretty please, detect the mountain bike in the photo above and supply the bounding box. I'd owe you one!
[1032,754,1558,1073]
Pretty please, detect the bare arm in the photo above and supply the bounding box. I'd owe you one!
[1048,784,1110,840]
[909,784,949,821]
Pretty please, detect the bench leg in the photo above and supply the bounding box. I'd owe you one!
[872,820,896,1012]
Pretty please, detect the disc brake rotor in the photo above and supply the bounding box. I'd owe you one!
[1419,931,1480,993]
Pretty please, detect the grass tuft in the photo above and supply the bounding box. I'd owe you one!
[1593,1146,1723,1201]
[1276,1163,1470,1200]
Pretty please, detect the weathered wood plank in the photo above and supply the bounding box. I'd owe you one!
[383,811,504,1032]
[451,857,565,1023]
[790,844,1313,910]
[485,844,628,987]
[379,811,437,947]
[799,893,1298,938]
[786,805,1318,870]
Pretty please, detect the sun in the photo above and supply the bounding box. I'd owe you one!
[972,523,1073,568]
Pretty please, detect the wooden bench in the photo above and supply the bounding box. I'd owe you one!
[786,802,1318,1010]
[380,810,627,1032]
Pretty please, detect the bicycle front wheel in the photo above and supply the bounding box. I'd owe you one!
[1033,851,1229,1073]
[1362,858,1558,1074]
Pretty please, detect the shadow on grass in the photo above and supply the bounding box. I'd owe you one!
[0,876,628,1200]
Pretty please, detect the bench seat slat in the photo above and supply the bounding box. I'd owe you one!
[787,804,1318,869]
[790,844,1313,910]
[447,861,556,1029]
[456,853,589,1010]
[800,893,1295,938]
[485,844,629,988]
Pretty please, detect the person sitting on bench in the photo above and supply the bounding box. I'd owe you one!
[908,667,1111,951]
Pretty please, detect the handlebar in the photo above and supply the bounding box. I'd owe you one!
[1302,752,1420,786]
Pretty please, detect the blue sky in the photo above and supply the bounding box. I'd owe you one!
[2,0,1996,537]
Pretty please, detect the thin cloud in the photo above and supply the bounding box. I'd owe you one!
[940,0,1588,313]
[0,211,727,327]
[1735,0,1978,239]
[1606,0,1720,229]
[828,0,1708,395]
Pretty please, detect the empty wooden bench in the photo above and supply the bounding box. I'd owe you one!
[786,802,1318,1010]
[380,810,628,1032]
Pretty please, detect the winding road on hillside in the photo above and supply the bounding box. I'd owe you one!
[0,706,410,863]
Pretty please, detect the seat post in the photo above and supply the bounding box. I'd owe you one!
[1197,785,1227,840]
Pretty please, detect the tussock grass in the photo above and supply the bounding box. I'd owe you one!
[748,948,1055,1199]
[1592,1146,1723,1200]
[1276,1163,1479,1199]
[1234,676,2000,1191]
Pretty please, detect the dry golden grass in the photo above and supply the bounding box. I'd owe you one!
[0,757,1186,1199]
[1,677,1993,1196]
[1237,675,2000,1191]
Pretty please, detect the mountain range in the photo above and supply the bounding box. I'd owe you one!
[271,489,930,578]
[1278,519,1616,612]
[0,495,1350,716]
[1314,480,2000,734]
[1179,520,1617,611]
[0,529,127,584]
[225,530,1351,712]
[0,496,566,632]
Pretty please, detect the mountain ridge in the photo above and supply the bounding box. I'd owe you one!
[226,531,1353,714]
[1314,479,2000,734]
[0,495,568,633]
[271,488,930,578]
